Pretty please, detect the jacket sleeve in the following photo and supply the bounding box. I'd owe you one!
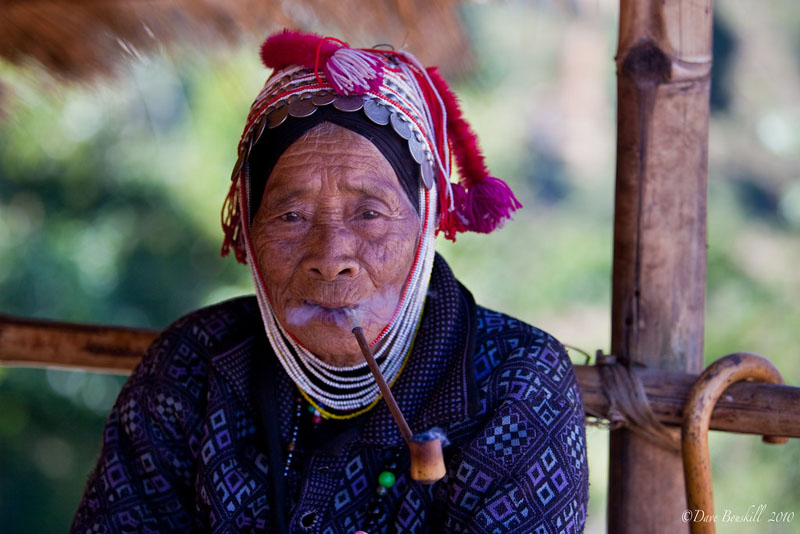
[444,337,589,533]
[70,321,208,534]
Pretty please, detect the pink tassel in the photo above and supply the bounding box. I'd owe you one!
[461,176,522,234]
[260,30,383,96]
[324,47,383,95]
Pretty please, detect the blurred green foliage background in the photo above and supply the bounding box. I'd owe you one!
[2,1,799,532]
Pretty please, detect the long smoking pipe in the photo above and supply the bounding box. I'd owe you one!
[346,311,446,484]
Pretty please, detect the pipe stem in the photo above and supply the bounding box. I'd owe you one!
[351,325,413,443]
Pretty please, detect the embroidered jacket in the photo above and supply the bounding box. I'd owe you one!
[71,257,588,533]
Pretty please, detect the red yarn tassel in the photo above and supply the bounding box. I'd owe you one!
[260,30,336,71]
[427,68,490,180]
[437,182,467,241]
[426,68,522,234]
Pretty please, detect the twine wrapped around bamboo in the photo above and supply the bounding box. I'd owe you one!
[589,353,680,452]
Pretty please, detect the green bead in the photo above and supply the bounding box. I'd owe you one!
[307,404,316,414]
[378,471,396,488]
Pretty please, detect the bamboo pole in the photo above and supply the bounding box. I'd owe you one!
[0,313,155,374]
[610,0,713,531]
[3,315,800,439]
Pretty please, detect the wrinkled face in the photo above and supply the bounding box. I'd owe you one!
[251,123,420,366]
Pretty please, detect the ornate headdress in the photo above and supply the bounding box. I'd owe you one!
[220,30,521,416]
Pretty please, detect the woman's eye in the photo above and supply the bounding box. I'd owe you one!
[361,210,380,220]
[280,212,300,222]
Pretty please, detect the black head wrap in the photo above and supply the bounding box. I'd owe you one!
[246,107,420,223]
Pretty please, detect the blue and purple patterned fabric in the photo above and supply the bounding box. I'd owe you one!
[71,256,588,533]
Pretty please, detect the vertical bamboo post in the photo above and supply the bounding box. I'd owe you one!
[609,0,713,532]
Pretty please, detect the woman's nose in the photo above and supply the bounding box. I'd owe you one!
[302,224,360,281]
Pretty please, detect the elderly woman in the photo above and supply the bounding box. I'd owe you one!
[72,31,588,533]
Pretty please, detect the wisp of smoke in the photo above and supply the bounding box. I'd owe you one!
[343,307,360,329]
[285,305,320,327]
[284,290,399,333]
[412,427,450,446]
[285,303,355,330]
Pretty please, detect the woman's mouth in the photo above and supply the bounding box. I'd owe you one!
[285,301,358,329]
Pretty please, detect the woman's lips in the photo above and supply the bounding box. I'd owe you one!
[303,299,357,310]
[284,301,358,328]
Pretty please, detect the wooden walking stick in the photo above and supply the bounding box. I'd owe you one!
[682,353,788,534]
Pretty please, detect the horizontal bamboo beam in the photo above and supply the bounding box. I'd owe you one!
[2,314,799,439]
[575,366,800,438]
[0,313,156,374]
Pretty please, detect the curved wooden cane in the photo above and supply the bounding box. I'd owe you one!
[682,353,789,534]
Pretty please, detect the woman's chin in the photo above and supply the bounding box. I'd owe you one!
[289,326,364,367]
[310,344,365,367]
[315,351,365,367]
